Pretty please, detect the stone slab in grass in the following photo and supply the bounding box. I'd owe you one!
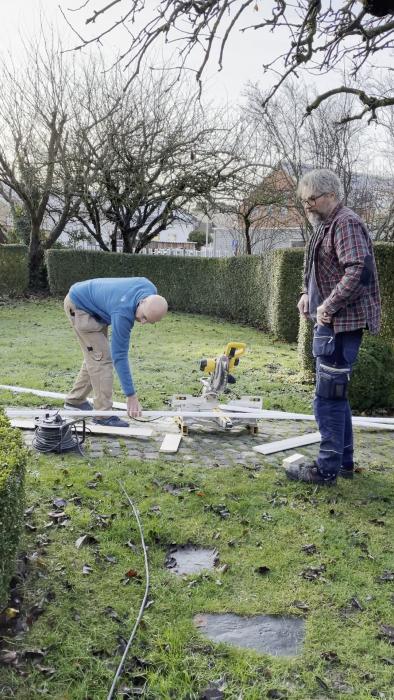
[166,547,218,575]
[194,613,305,657]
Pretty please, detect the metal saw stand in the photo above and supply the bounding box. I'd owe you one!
[170,395,262,435]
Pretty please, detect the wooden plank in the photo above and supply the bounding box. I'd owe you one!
[9,417,153,439]
[3,385,393,425]
[159,433,182,453]
[253,432,322,455]
[5,408,269,420]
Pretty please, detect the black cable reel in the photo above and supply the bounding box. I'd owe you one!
[32,413,86,454]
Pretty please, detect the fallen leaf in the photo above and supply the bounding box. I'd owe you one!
[301,543,317,555]
[53,497,67,509]
[47,511,69,523]
[378,624,394,645]
[104,555,117,564]
[377,571,394,583]
[75,534,99,549]
[4,607,19,620]
[320,650,339,662]
[300,564,326,581]
[292,600,309,611]
[0,650,18,665]
[35,664,56,675]
[315,676,330,691]
[104,606,122,623]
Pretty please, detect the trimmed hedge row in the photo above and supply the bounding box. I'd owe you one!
[0,245,29,296]
[0,410,26,608]
[46,248,304,341]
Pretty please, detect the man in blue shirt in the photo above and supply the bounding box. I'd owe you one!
[64,277,168,427]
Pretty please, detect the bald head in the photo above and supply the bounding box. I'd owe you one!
[136,295,168,324]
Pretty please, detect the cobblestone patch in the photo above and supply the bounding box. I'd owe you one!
[20,419,394,473]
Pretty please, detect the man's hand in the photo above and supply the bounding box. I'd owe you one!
[297,293,309,318]
[127,394,142,418]
[316,304,332,326]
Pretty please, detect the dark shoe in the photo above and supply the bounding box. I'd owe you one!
[339,466,354,479]
[93,416,129,428]
[285,461,337,486]
[64,400,93,411]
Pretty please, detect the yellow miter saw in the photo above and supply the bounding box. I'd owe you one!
[199,342,246,399]
[170,340,260,421]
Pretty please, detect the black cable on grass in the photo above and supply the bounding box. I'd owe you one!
[132,416,165,423]
[107,482,150,700]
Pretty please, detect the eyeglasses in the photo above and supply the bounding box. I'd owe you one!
[300,192,330,207]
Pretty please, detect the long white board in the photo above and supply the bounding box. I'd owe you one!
[253,432,322,455]
[9,418,153,439]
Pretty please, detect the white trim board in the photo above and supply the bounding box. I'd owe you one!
[159,434,182,453]
[2,384,393,425]
[253,432,322,455]
[6,409,394,431]
[9,418,153,439]
[5,408,267,420]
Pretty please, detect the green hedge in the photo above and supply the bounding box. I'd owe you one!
[46,249,304,341]
[0,410,26,608]
[374,243,394,345]
[0,245,29,296]
[348,335,394,411]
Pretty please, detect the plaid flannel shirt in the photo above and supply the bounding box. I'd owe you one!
[302,204,381,335]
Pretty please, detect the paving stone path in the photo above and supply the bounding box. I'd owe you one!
[22,417,394,471]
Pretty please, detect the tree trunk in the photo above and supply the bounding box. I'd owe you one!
[28,230,47,290]
[244,221,252,255]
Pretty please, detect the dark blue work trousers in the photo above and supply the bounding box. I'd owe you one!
[313,327,363,477]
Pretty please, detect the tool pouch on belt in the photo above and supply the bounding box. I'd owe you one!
[312,324,335,358]
[316,362,350,400]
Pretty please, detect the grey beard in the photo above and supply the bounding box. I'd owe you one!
[306,211,325,228]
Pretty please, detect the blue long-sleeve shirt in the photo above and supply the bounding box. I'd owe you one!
[69,277,157,396]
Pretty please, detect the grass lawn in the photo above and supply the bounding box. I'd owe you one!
[0,298,393,700]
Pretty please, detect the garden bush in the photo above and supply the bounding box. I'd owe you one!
[0,410,26,608]
[0,245,28,296]
[46,249,304,341]
[349,334,394,412]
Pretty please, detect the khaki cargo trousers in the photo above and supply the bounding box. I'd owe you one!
[64,294,113,410]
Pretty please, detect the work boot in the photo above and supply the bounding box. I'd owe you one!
[339,466,354,479]
[64,400,93,411]
[93,416,129,428]
[285,461,337,486]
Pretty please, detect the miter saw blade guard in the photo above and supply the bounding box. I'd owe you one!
[200,354,229,397]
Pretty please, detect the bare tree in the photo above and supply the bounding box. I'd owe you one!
[0,38,86,286]
[62,0,394,122]
[246,80,368,240]
[77,65,245,253]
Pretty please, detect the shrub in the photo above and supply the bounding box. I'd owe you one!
[0,245,29,296]
[374,243,394,345]
[46,249,304,340]
[349,334,394,412]
[0,410,26,608]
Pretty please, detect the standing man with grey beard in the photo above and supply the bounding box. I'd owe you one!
[285,169,381,486]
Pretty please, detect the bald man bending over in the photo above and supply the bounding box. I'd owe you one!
[64,277,168,426]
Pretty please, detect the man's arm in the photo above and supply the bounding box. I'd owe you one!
[111,314,142,417]
[321,217,372,316]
